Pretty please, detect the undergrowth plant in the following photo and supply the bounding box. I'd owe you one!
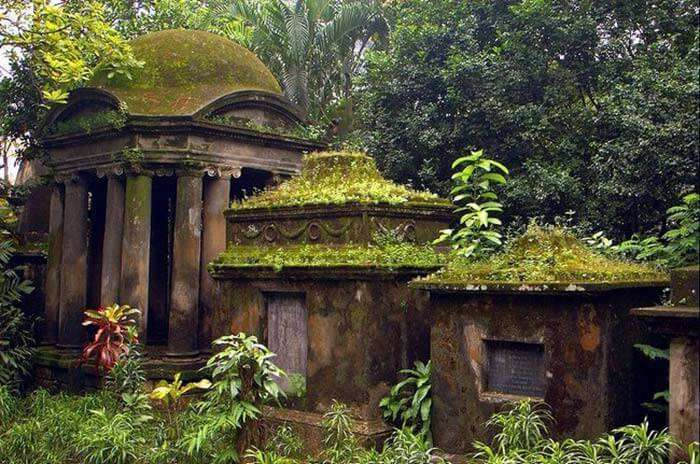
[0,199,34,390]
[435,149,508,258]
[471,400,685,464]
[80,304,141,375]
[380,360,432,442]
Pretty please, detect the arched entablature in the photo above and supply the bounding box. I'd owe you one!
[197,90,307,130]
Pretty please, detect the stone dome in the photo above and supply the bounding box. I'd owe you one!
[88,29,282,116]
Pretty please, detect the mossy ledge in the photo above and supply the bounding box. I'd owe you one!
[231,151,451,210]
[89,29,282,116]
[210,242,447,274]
[412,226,669,292]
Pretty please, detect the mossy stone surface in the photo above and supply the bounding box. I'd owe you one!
[414,226,669,290]
[211,242,447,273]
[231,151,451,210]
[89,29,282,116]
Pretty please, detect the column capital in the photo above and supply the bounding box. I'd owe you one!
[53,172,86,185]
[205,165,242,179]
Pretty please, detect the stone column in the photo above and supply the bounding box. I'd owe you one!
[199,175,231,352]
[100,175,125,306]
[43,183,64,345]
[57,176,89,349]
[670,336,699,462]
[120,173,152,337]
[168,172,203,357]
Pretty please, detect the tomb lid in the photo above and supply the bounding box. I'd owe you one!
[411,225,669,293]
[87,29,282,116]
[230,151,451,211]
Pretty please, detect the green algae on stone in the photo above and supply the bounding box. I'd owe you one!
[89,29,282,116]
[416,225,668,288]
[231,151,451,210]
[211,242,447,272]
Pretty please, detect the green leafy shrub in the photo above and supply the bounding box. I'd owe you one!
[471,400,682,464]
[0,199,34,390]
[380,361,432,442]
[182,333,287,462]
[586,192,699,268]
[106,342,147,396]
[435,149,508,258]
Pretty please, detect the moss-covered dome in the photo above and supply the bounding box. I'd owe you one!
[232,151,450,210]
[414,225,669,291]
[89,29,282,116]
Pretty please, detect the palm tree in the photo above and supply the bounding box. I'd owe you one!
[224,0,387,119]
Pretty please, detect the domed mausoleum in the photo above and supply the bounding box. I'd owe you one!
[35,29,324,384]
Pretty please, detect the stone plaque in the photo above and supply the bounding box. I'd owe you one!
[486,340,545,397]
[266,293,308,391]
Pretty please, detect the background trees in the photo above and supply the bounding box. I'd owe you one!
[355,0,699,238]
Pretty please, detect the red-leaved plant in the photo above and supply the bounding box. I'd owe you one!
[80,303,140,374]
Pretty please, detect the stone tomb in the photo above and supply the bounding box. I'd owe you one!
[33,29,323,386]
[209,151,453,447]
[411,228,669,455]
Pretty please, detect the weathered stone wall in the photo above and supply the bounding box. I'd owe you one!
[227,204,453,246]
[429,288,663,455]
[212,275,431,420]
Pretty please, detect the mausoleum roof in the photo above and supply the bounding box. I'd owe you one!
[231,151,451,210]
[412,225,669,292]
[88,29,282,116]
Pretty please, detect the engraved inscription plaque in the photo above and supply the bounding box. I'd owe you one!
[266,292,308,391]
[486,340,545,397]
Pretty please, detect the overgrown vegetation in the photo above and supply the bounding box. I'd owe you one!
[355,0,698,239]
[470,401,694,464]
[435,149,508,258]
[231,151,449,210]
[48,108,128,136]
[585,192,699,269]
[380,360,433,443]
[418,225,668,287]
[0,199,34,391]
[213,241,446,273]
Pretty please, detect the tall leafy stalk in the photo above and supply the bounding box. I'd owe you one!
[435,149,508,258]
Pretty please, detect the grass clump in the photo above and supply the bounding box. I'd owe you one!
[212,239,446,272]
[49,109,127,136]
[231,151,450,210]
[418,225,668,287]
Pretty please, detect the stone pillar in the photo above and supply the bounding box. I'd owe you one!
[43,183,64,345]
[199,175,231,352]
[100,175,125,306]
[670,336,700,462]
[57,177,89,349]
[167,172,203,357]
[120,174,152,336]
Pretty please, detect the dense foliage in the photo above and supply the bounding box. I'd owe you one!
[0,199,33,390]
[228,0,387,121]
[356,0,699,239]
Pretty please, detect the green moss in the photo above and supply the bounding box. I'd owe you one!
[211,241,447,272]
[49,110,127,136]
[231,151,450,210]
[417,225,668,286]
[89,29,282,115]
